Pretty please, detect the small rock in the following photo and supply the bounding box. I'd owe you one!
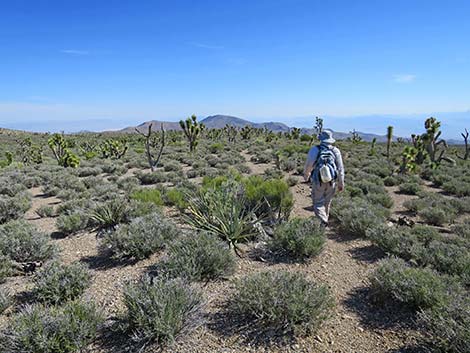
[315,335,323,343]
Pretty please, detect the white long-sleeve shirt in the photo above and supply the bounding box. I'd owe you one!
[303,143,345,188]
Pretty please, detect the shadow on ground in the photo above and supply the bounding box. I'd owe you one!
[343,286,420,331]
[80,249,139,271]
[348,244,385,263]
[208,309,297,350]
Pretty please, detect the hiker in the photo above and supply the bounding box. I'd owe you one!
[303,130,344,226]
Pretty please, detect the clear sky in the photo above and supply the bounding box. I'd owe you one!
[1,0,469,135]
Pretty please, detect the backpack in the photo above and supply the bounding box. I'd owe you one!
[312,145,338,184]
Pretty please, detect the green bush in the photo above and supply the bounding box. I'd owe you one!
[452,219,470,239]
[90,198,130,231]
[137,171,167,185]
[162,232,236,281]
[419,206,457,226]
[56,210,90,234]
[120,276,203,347]
[0,288,12,314]
[103,213,178,260]
[33,261,91,304]
[35,205,55,218]
[269,217,325,260]
[0,193,31,224]
[164,188,188,210]
[131,188,164,206]
[398,182,422,195]
[332,198,388,238]
[0,301,103,353]
[370,257,457,310]
[0,220,55,263]
[230,270,334,336]
[419,292,470,353]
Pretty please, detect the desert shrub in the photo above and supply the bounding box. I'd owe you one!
[103,213,178,260]
[78,167,101,177]
[269,217,325,260]
[332,197,388,238]
[442,179,470,197]
[0,192,31,224]
[120,276,203,348]
[398,182,422,195]
[137,171,167,185]
[33,261,91,304]
[230,270,334,336]
[0,254,13,282]
[163,188,188,210]
[370,257,457,310]
[131,188,164,206]
[419,206,457,226]
[117,176,140,192]
[286,176,298,186]
[383,176,399,186]
[56,210,90,235]
[209,142,224,153]
[0,288,12,314]
[419,240,470,285]
[452,219,470,239]
[161,232,236,281]
[35,205,55,218]
[0,300,103,353]
[419,292,470,353]
[243,176,294,222]
[0,220,55,263]
[163,161,182,172]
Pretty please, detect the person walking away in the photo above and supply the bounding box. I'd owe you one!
[303,130,344,227]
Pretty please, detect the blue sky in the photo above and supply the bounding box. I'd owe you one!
[1,0,469,137]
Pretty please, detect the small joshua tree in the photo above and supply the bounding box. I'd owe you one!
[240,126,253,140]
[224,124,238,143]
[400,146,419,174]
[136,123,166,172]
[99,139,128,159]
[386,126,393,160]
[48,133,79,168]
[179,115,205,152]
[369,137,377,156]
[422,117,455,167]
[350,129,362,144]
[17,137,43,165]
[315,116,323,136]
[291,127,301,140]
[458,128,469,160]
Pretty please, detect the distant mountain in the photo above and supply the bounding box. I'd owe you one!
[117,114,466,143]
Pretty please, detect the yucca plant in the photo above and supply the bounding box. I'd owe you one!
[184,180,261,253]
[90,198,129,231]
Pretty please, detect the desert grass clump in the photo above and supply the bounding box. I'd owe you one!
[103,213,178,260]
[369,257,457,310]
[120,276,203,348]
[161,232,236,281]
[33,261,91,304]
[35,205,55,218]
[0,301,103,353]
[90,198,130,231]
[230,270,334,336]
[0,220,55,263]
[130,188,164,206]
[269,217,325,260]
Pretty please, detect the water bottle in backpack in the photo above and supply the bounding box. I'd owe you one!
[315,145,338,183]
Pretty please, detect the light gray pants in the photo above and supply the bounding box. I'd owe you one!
[311,181,336,224]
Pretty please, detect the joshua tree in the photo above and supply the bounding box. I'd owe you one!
[290,127,301,140]
[314,116,323,136]
[369,137,377,156]
[386,126,393,160]
[99,139,128,159]
[17,137,43,165]
[224,124,238,143]
[48,133,79,168]
[136,123,166,172]
[349,129,362,144]
[458,128,469,160]
[179,115,205,152]
[400,146,419,174]
[240,126,253,140]
[422,117,455,166]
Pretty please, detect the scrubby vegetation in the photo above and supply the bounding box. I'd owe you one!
[0,116,468,352]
